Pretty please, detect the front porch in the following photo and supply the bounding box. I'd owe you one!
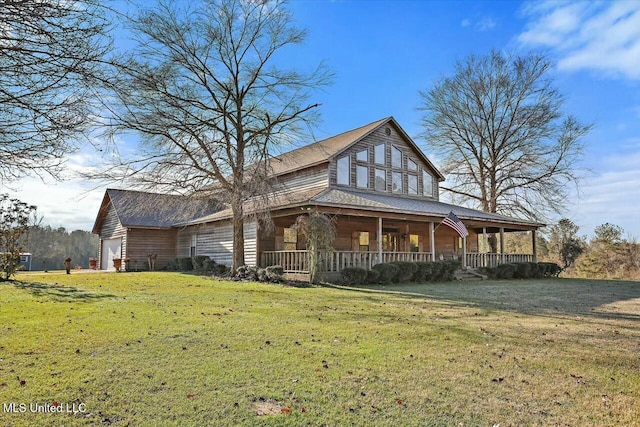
[261,249,536,273]
[258,211,538,275]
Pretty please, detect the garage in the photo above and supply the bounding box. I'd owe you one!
[101,238,122,270]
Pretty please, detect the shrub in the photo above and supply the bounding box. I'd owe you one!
[439,260,461,281]
[192,256,210,272]
[202,258,217,274]
[177,257,194,271]
[212,263,230,276]
[538,262,561,277]
[341,267,368,285]
[514,262,532,279]
[494,263,517,279]
[235,265,258,281]
[372,263,399,284]
[265,265,284,283]
[366,269,380,284]
[527,262,542,278]
[413,262,432,282]
[390,262,418,283]
[429,262,443,281]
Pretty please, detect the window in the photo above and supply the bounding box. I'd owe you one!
[359,232,370,251]
[392,171,403,193]
[356,165,368,188]
[408,159,418,171]
[337,156,350,185]
[391,146,402,168]
[283,227,297,250]
[356,149,368,162]
[408,174,418,194]
[410,234,419,252]
[375,168,386,191]
[422,170,433,197]
[190,234,197,257]
[374,143,385,165]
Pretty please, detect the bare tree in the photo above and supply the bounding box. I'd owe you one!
[96,0,331,271]
[418,51,591,251]
[0,0,111,182]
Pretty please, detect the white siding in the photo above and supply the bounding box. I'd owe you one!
[194,220,257,267]
[176,227,195,257]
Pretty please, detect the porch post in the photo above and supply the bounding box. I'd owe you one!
[532,230,537,262]
[429,222,436,262]
[462,235,467,269]
[378,216,383,264]
[499,227,505,263]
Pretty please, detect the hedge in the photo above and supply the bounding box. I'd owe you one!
[341,267,368,285]
[372,263,399,284]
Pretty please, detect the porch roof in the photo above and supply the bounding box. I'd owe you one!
[309,189,544,231]
[177,186,544,231]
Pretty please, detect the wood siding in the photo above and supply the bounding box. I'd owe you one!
[126,228,177,270]
[97,201,127,269]
[274,164,328,194]
[329,123,440,200]
[182,220,258,267]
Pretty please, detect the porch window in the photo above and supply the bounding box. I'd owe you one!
[392,171,403,193]
[391,146,402,168]
[283,227,297,250]
[375,168,386,191]
[408,158,418,171]
[409,234,419,252]
[408,174,418,194]
[374,143,385,165]
[356,165,368,188]
[356,149,368,162]
[422,170,433,197]
[337,156,350,185]
[359,231,370,251]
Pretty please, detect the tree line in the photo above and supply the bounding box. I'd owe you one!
[25,225,98,271]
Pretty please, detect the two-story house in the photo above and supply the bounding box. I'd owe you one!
[93,117,543,276]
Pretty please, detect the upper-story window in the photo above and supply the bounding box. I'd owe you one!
[374,143,385,165]
[408,158,417,171]
[392,171,403,193]
[337,156,350,185]
[356,149,368,162]
[356,165,368,188]
[375,168,386,191]
[408,174,418,194]
[422,169,433,197]
[391,146,402,168]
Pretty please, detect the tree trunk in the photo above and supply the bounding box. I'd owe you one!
[488,234,498,253]
[231,197,245,273]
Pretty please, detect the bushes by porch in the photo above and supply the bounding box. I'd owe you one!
[342,260,562,284]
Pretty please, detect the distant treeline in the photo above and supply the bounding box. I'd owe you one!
[23,226,98,271]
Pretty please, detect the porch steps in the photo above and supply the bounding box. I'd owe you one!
[454,268,487,281]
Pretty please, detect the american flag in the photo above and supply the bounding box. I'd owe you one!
[441,211,469,238]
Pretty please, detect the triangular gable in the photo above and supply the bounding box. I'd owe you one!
[270,117,445,181]
[332,117,445,182]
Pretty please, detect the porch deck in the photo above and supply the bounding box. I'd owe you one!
[261,250,535,273]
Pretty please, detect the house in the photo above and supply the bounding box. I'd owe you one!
[93,117,543,276]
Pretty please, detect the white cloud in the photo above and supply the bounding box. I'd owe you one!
[476,16,497,32]
[518,1,640,80]
[460,19,471,28]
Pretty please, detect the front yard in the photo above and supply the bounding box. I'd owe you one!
[1,273,639,426]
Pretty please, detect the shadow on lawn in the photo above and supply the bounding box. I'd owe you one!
[327,279,640,322]
[8,280,117,302]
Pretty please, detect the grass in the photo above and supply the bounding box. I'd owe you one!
[1,272,639,426]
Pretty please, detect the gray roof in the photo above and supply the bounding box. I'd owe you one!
[93,189,221,232]
[308,188,543,230]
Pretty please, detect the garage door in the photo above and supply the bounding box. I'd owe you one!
[101,238,122,271]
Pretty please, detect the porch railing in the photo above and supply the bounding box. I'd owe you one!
[261,250,536,273]
[261,250,432,273]
[465,253,535,269]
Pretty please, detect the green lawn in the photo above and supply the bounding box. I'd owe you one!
[1,273,639,426]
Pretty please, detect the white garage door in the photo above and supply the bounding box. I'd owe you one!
[101,238,122,271]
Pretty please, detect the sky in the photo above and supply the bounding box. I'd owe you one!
[3,0,640,239]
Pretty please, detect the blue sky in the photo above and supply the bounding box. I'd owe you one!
[4,0,640,239]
